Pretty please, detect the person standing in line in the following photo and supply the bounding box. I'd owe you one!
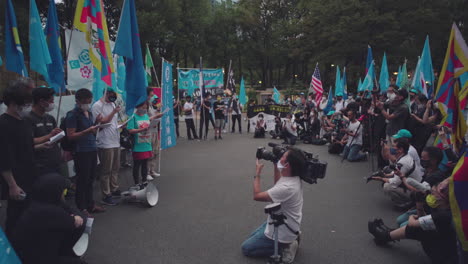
[183,96,198,140]
[173,96,180,138]
[213,95,226,140]
[199,93,212,140]
[230,94,242,133]
[65,88,105,217]
[91,88,122,206]
[148,95,164,179]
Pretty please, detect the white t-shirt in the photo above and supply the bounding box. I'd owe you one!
[265,176,303,243]
[346,120,362,146]
[284,120,298,136]
[183,102,194,119]
[408,145,423,179]
[334,100,347,112]
[388,153,423,187]
[92,100,120,149]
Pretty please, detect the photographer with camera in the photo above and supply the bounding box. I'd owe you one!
[241,147,306,263]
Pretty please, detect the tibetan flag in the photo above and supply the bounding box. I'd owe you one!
[449,149,468,251]
[29,0,51,82]
[379,53,390,92]
[74,0,114,86]
[412,56,425,95]
[45,0,65,93]
[145,44,154,85]
[399,61,409,89]
[435,23,468,153]
[357,78,362,92]
[5,0,28,76]
[114,0,148,116]
[334,66,342,96]
[395,65,402,87]
[239,77,247,106]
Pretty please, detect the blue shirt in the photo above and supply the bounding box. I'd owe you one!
[65,106,97,152]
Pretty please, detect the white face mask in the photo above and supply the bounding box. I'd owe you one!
[259,117,263,121]
[18,104,32,117]
[80,104,90,111]
[387,93,396,101]
[276,160,287,172]
[45,103,55,112]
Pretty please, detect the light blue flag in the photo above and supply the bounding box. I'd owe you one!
[379,53,390,92]
[30,0,51,82]
[334,66,342,96]
[45,0,65,93]
[5,0,28,76]
[341,67,348,99]
[116,56,126,102]
[366,45,373,75]
[361,61,374,91]
[161,60,177,150]
[239,77,247,106]
[273,87,280,103]
[0,56,2,66]
[0,227,21,264]
[357,78,363,92]
[420,36,435,97]
[113,0,147,116]
[323,86,334,114]
[396,65,402,87]
[412,56,423,93]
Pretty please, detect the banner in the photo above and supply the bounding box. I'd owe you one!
[161,61,177,149]
[249,113,277,132]
[177,69,224,96]
[66,29,93,91]
[247,104,291,119]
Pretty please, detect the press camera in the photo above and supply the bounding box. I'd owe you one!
[256,143,327,184]
[366,163,403,183]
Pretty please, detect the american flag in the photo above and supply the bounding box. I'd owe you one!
[310,63,324,103]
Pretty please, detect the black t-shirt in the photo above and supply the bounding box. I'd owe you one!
[24,112,62,172]
[386,103,409,136]
[213,101,225,119]
[202,100,211,116]
[173,102,180,117]
[0,114,37,199]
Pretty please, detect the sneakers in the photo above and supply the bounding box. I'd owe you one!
[152,172,161,177]
[101,195,118,206]
[368,218,392,245]
[147,175,155,181]
[111,190,122,197]
[282,240,299,264]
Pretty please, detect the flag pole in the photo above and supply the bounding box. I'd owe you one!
[226,59,232,131]
[147,43,161,88]
[158,57,164,174]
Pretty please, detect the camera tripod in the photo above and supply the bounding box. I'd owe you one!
[265,203,299,264]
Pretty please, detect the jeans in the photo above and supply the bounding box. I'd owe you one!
[185,118,198,139]
[148,133,159,175]
[74,151,97,211]
[283,131,297,145]
[241,222,285,257]
[199,112,210,138]
[98,147,120,197]
[133,159,148,184]
[396,209,417,227]
[341,144,366,161]
[232,114,242,132]
[174,117,180,137]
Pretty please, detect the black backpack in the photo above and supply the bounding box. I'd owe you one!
[59,111,76,152]
[120,127,134,149]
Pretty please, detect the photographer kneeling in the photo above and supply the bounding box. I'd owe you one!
[241,148,306,263]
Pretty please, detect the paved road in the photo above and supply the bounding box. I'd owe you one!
[84,128,428,264]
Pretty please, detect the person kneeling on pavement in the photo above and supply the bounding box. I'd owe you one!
[241,148,305,263]
[254,114,267,138]
[10,173,87,264]
[340,110,367,162]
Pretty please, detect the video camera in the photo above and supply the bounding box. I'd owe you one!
[366,163,402,183]
[256,143,327,184]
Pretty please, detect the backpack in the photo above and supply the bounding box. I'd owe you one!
[60,111,76,152]
[120,127,134,149]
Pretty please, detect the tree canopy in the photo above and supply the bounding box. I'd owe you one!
[1,0,467,92]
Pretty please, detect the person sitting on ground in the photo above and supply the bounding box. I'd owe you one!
[269,115,283,139]
[340,110,367,162]
[282,113,298,145]
[241,148,306,263]
[254,114,267,138]
[370,138,422,209]
[308,109,321,139]
[11,173,87,264]
[368,179,457,264]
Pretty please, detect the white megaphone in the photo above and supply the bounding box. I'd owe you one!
[72,233,89,257]
[125,181,159,207]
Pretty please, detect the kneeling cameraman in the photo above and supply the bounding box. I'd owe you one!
[241,148,306,263]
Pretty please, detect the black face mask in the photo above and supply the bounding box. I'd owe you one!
[108,96,117,102]
[420,159,431,169]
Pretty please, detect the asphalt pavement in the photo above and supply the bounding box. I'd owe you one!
[83,125,429,264]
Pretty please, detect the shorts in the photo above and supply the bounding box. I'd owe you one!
[215,119,225,128]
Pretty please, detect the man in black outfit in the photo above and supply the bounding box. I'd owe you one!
[0,80,37,236]
[25,87,64,176]
[199,93,212,140]
[173,96,180,138]
[230,95,242,133]
[183,96,198,140]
